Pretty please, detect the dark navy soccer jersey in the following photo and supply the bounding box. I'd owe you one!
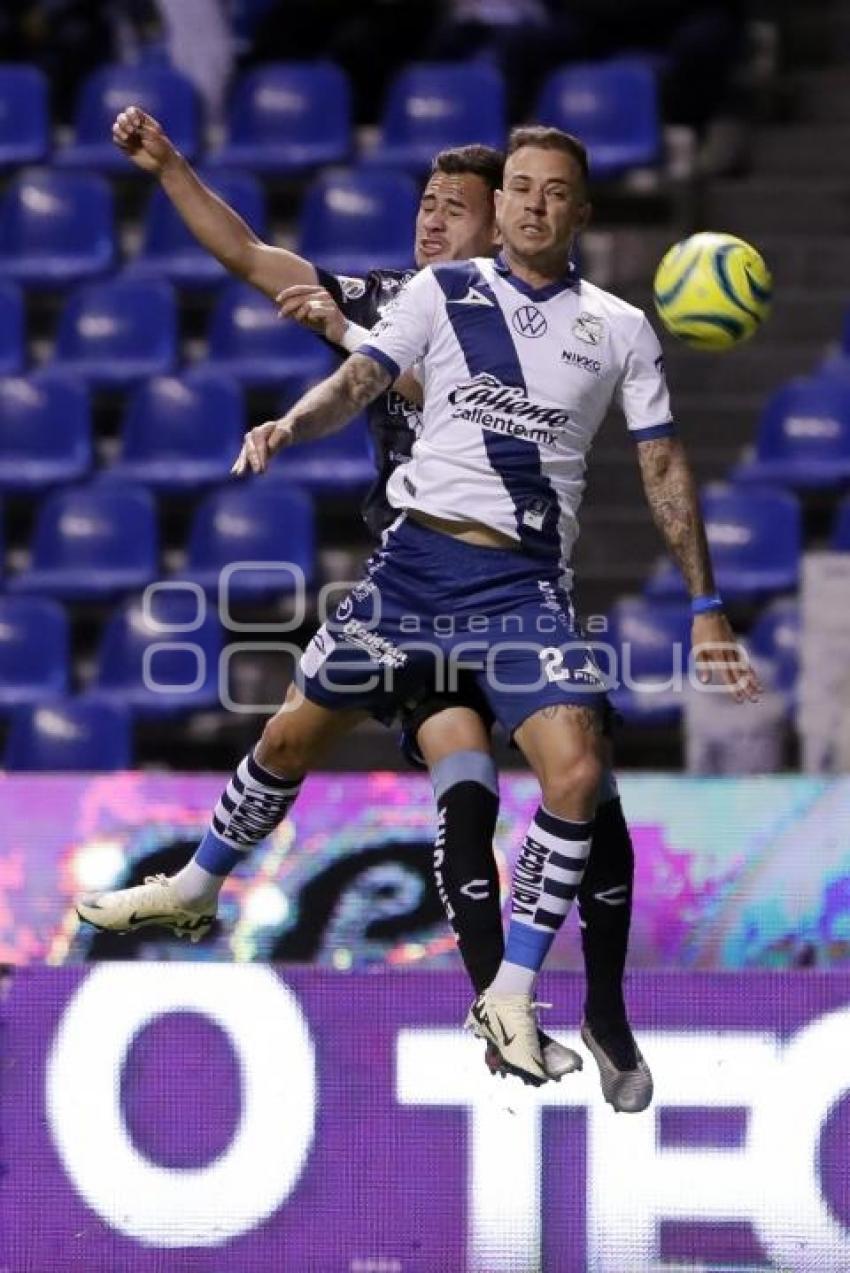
[316,266,420,537]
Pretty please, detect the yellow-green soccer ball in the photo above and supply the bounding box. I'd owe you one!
[653,231,772,350]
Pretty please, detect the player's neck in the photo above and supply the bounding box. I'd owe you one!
[500,245,572,290]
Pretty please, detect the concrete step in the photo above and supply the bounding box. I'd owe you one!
[751,125,850,175]
[788,67,850,122]
[782,6,850,65]
[623,284,847,347]
[703,178,850,236]
[746,234,850,289]
[662,341,817,395]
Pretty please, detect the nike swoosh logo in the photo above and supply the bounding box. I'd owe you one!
[128,911,211,930]
[499,1021,515,1047]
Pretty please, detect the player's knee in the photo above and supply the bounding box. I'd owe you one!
[258,715,314,777]
[541,750,604,817]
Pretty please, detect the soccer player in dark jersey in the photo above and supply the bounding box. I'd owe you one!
[93,106,651,1109]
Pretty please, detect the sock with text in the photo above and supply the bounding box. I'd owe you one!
[488,806,594,996]
[429,750,503,994]
[173,750,302,907]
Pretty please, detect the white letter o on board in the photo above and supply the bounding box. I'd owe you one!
[46,965,315,1246]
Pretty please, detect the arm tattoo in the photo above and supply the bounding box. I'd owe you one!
[637,436,715,597]
[288,353,392,444]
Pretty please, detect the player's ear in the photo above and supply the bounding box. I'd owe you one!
[576,200,592,233]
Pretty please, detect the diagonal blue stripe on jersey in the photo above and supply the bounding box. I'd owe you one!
[433,261,561,559]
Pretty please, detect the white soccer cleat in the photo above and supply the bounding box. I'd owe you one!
[581,1019,654,1113]
[466,989,548,1086]
[485,1029,583,1081]
[76,873,216,943]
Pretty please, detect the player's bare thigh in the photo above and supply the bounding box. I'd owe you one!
[514,704,606,822]
[258,682,369,776]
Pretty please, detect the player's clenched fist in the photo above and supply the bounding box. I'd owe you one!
[112,106,177,175]
[231,421,296,476]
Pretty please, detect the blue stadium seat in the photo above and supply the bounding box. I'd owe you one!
[202,282,333,386]
[57,64,200,170]
[831,494,850,550]
[209,63,351,172]
[4,698,132,771]
[0,375,91,492]
[297,168,418,274]
[266,379,374,492]
[46,279,178,387]
[10,481,159,601]
[0,596,69,708]
[0,170,114,287]
[128,168,267,287]
[90,589,223,717]
[181,482,315,598]
[365,62,505,171]
[733,375,850,489]
[108,373,244,491]
[535,60,661,177]
[749,596,799,702]
[0,283,25,375]
[645,484,802,602]
[0,65,49,167]
[606,597,692,725]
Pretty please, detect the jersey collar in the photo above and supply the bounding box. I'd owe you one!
[493,252,580,302]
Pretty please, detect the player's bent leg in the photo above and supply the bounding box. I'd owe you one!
[578,747,653,1112]
[76,687,365,939]
[416,705,582,1082]
[466,704,605,1084]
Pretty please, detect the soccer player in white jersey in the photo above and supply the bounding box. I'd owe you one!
[79,124,759,1087]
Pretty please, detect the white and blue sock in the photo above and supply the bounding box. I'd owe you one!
[173,750,302,907]
[488,806,594,996]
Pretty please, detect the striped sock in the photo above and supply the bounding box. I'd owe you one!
[173,751,302,905]
[488,806,594,996]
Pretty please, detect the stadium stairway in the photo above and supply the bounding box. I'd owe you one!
[573,0,850,626]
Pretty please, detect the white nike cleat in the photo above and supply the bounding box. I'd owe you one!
[465,989,548,1086]
[485,1030,583,1081]
[76,874,216,943]
[581,1019,654,1113]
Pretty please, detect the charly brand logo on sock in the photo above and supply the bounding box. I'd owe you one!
[459,878,490,901]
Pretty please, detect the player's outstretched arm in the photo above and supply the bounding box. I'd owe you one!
[232,354,393,475]
[637,435,761,702]
[276,284,425,408]
[112,106,317,298]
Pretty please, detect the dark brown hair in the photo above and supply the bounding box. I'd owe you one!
[506,125,589,187]
[430,144,505,193]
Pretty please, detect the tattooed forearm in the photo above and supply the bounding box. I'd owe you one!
[637,436,715,597]
[288,353,393,443]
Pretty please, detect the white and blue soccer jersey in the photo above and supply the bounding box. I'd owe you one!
[359,253,674,581]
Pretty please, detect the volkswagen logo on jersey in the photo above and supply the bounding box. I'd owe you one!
[511,305,548,338]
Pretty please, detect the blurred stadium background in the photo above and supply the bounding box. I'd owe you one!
[2,1,850,1270]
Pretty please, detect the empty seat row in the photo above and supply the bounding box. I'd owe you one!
[2,278,353,386]
[0,586,801,767]
[0,478,316,601]
[0,591,222,719]
[0,372,374,494]
[0,166,419,288]
[0,59,661,178]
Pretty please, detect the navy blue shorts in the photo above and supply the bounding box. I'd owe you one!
[297,517,609,737]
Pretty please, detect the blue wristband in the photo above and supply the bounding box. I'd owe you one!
[691,593,724,615]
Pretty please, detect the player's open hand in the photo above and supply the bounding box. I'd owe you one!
[231,420,295,476]
[691,611,761,703]
[276,284,348,345]
[112,106,176,175]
